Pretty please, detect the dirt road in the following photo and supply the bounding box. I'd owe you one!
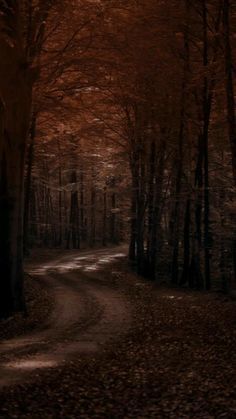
[0,247,130,387]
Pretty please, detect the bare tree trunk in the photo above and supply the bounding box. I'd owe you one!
[110,192,117,244]
[67,171,80,249]
[202,0,211,290]
[129,159,138,261]
[171,0,190,284]
[90,182,96,248]
[192,132,204,289]
[223,0,236,183]
[0,5,32,317]
[149,140,165,280]
[80,168,86,241]
[147,138,156,270]
[180,198,191,285]
[24,113,36,255]
[171,93,185,285]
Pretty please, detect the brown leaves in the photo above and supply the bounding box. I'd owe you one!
[0,257,236,417]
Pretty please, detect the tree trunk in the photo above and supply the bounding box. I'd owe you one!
[110,192,117,244]
[67,171,80,249]
[0,8,32,317]
[90,184,96,248]
[223,0,236,183]
[171,0,190,284]
[202,0,211,290]
[180,199,191,285]
[149,140,165,280]
[129,159,138,261]
[171,94,185,285]
[24,113,36,255]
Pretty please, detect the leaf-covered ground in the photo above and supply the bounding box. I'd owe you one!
[0,253,236,418]
[0,274,54,341]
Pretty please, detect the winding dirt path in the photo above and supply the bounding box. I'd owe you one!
[1,248,236,418]
[0,247,131,388]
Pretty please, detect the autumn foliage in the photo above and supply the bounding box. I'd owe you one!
[0,0,236,317]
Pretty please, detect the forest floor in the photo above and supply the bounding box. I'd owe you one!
[0,246,236,418]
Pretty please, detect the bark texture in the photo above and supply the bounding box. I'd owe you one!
[0,4,32,317]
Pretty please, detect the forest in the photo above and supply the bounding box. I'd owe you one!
[0,0,236,418]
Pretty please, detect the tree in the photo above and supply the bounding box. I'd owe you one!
[223,0,236,183]
[0,1,58,317]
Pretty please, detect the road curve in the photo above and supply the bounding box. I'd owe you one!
[0,247,131,387]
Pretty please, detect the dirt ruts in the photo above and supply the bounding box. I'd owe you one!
[0,247,131,388]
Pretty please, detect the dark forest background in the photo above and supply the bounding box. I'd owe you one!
[0,0,236,318]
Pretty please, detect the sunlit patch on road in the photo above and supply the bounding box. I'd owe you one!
[5,358,57,370]
[27,249,126,276]
[0,338,45,351]
[84,266,99,272]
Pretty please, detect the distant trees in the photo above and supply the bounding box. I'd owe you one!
[27,0,236,292]
[26,128,127,250]
[96,0,236,290]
